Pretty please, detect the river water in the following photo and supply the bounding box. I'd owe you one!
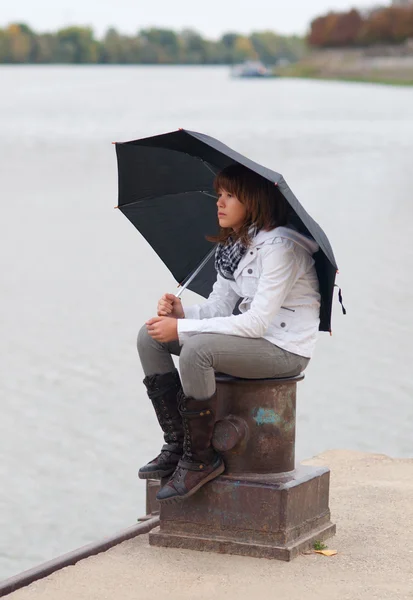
[0,65,412,580]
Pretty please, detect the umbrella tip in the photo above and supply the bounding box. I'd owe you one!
[274,182,278,186]
[112,142,117,144]
[114,206,119,209]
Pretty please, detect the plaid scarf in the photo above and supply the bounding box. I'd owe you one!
[214,225,258,281]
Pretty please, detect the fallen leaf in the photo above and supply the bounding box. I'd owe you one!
[314,549,337,557]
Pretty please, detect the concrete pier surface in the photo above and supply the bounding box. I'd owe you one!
[6,450,413,600]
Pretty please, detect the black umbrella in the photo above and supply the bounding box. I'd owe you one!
[115,129,340,332]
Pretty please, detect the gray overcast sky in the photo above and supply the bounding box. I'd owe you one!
[2,0,388,38]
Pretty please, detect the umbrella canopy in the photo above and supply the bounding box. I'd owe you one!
[115,129,338,332]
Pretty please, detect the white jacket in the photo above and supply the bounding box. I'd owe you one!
[178,227,321,358]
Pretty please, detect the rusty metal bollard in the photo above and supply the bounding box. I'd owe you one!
[148,373,336,560]
[211,372,300,474]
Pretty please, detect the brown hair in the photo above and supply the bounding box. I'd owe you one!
[206,164,291,247]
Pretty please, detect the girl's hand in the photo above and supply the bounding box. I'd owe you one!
[157,293,184,319]
[146,317,179,343]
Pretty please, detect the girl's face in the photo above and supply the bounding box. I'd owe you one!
[216,188,247,232]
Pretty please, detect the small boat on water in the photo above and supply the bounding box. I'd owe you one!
[230,60,275,78]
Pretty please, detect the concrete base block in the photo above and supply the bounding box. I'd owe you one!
[138,480,160,522]
[149,522,336,561]
[149,465,336,560]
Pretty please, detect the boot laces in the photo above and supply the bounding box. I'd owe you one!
[182,418,193,460]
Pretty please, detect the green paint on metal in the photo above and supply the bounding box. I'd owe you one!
[253,408,280,426]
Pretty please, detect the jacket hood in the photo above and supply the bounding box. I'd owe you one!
[252,226,319,255]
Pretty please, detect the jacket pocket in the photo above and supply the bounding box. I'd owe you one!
[240,267,259,296]
[273,309,295,333]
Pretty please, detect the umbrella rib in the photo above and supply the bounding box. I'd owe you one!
[201,160,218,177]
[118,189,216,209]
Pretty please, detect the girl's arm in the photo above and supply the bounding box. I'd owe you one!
[178,241,300,342]
[183,273,241,320]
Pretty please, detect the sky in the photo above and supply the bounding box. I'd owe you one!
[2,0,389,38]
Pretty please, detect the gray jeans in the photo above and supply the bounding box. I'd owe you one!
[137,325,310,400]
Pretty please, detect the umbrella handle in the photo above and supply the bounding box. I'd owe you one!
[175,246,217,299]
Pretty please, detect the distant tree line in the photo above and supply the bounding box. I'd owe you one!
[0,23,306,64]
[309,5,413,47]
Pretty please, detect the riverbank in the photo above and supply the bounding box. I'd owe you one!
[276,46,413,85]
[3,449,413,600]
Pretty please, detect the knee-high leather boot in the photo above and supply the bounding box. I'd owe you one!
[156,388,224,503]
[138,370,184,480]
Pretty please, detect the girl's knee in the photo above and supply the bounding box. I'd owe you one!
[137,324,151,353]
